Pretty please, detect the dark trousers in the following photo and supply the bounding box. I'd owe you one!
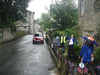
[68,45,74,60]
[60,43,65,53]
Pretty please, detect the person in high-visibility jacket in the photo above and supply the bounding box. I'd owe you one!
[60,34,66,53]
[61,35,66,44]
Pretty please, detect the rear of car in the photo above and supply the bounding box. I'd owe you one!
[33,33,44,44]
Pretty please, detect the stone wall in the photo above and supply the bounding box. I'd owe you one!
[0,28,15,42]
[79,0,100,36]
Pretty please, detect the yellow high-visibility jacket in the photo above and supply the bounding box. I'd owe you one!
[61,36,66,44]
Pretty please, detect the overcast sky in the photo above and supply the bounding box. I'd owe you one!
[27,0,78,19]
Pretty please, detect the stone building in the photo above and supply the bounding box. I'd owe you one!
[79,0,100,37]
[26,11,35,34]
[16,11,35,34]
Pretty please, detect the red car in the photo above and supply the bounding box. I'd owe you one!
[33,33,44,44]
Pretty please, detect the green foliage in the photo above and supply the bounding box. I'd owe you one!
[15,31,26,38]
[39,0,78,31]
[50,0,78,30]
[95,47,100,63]
[39,13,52,31]
[65,29,79,38]
[74,44,81,56]
[0,0,30,29]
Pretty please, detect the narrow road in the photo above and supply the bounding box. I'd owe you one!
[0,35,57,75]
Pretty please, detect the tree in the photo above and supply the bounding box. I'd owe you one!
[39,13,52,31]
[39,0,78,30]
[0,0,30,30]
[50,0,78,30]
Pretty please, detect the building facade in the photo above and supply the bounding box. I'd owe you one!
[26,11,35,34]
[79,0,100,36]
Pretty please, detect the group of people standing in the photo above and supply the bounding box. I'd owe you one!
[53,33,98,64]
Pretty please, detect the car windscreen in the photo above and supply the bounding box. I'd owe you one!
[34,34,39,37]
[34,34,42,37]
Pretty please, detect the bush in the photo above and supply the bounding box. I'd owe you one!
[95,47,100,63]
[15,31,26,38]
[74,44,81,56]
[65,28,80,38]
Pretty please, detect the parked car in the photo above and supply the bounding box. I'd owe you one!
[33,33,44,44]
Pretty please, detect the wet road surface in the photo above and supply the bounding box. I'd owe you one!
[0,35,57,75]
